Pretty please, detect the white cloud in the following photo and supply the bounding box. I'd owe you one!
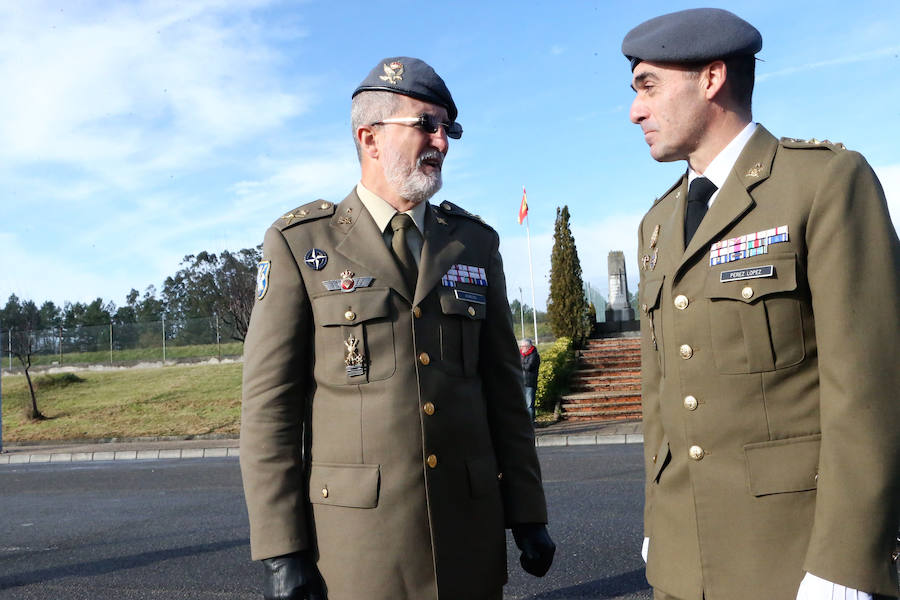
[0,0,309,187]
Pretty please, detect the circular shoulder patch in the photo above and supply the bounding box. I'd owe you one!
[304,248,328,271]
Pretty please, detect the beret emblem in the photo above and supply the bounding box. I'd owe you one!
[380,61,404,84]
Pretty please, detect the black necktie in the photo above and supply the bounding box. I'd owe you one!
[389,213,418,292]
[684,177,717,245]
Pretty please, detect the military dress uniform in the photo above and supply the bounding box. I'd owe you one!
[240,188,548,600]
[637,125,900,599]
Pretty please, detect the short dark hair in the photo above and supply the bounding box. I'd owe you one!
[723,55,756,114]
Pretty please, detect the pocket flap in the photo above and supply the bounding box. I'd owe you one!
[309,462,380,508]
[439,288,486,320]
[705,255,797,303]
[312,287,391,326]
[744,434,820,496]
[639,276,664,312]
[466,455,500,498]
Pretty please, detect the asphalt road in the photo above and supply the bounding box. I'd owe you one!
[0,445,650,600]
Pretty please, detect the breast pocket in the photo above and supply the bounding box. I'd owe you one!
[705,254,805,374]
[311,287,395,385]
[638,275,665,375]
[438,287,485,377]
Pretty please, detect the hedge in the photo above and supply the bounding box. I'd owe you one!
[535,336,575,412]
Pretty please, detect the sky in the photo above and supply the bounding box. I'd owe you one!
[1,0,898,313]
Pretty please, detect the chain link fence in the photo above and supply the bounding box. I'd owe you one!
[1,315,243,373]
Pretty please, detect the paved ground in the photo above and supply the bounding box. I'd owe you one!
[0,420,644,465]
[0,445,651,600]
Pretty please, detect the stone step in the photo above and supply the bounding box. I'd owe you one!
[570,384,640,394]
[560,410,643,421]
[562,390,641,402]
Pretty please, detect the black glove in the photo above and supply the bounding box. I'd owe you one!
[262,550,326,600]
[511,523,556,577]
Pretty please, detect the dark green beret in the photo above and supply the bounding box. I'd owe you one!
[622,8,761,71]
[352,56,458,122]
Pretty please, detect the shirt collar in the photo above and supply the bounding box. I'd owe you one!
[688,122,758,190]
[356,182,427,235]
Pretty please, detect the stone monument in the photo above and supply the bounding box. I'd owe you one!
[605,251,635,322]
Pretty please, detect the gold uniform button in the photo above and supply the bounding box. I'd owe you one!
[651,454,658,464]
[497,472,503,481]
[423,402,435,416]
[321,487,329,498]
[426,454,438,468]
[467,306,476,317]
[344,310,356,321]
[689,445,705,461]
[418,352,431,366]
[674,295,689,310]
[413,306,422,318]
[683,395,698,411]
[320,201,331,210]
[741,286,754,299]
[641,303,649,314]
[679,344,694,359]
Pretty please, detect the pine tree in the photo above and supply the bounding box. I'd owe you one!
[547,206,589,344]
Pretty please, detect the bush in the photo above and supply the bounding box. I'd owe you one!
[535,337,575,412]
[35,373,86,389]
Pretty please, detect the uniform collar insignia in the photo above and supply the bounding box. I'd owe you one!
[746,162,763,177]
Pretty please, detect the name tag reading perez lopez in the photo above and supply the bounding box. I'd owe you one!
[720,265,774,282]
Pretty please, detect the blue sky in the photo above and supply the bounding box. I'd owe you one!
[2,0,898,312]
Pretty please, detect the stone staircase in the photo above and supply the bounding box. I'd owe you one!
[560,336,642,421]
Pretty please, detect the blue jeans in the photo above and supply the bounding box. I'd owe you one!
[524,386,536,422]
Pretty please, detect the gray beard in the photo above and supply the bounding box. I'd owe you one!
[382,148,443,204]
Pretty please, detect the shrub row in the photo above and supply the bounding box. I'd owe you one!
[535,336,575,413]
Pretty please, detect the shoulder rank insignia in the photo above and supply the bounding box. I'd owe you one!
[379,61,404,85]
[256,261,271,300]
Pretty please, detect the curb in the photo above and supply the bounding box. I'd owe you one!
[0,432,643,466]
[0,446,241,465]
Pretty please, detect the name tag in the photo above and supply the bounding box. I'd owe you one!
[720,265,774,282]
[454,290,486,304]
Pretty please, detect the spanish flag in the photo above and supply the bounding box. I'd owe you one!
[518,186,528,225]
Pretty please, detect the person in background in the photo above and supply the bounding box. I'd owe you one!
[519,338,540,422]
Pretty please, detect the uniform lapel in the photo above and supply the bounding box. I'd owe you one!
[332,190,413,302]
[677,127,778,275]
[414,205,465,306]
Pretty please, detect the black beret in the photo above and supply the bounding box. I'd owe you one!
[622,8,761,71]
[352,56,458,122]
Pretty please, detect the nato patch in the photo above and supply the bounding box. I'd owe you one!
[304,248,328,271]
[720,265,774,282]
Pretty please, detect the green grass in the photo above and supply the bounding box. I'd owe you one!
[8,341,244,369]
[1,362,242,442]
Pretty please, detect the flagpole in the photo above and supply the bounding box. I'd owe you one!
[524,212,538,345]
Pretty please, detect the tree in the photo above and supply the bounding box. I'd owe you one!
[162,247,260,342]
[2,295,45,420]
[547,206,589,344]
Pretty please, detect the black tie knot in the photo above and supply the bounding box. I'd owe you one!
[684,177,717,245]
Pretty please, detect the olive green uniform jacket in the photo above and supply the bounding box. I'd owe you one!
[637,126,900,599]
[240,190,548,600]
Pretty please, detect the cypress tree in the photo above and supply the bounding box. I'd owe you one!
[547,206,589,344]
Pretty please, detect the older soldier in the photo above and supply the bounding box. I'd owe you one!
[240,57,555,600]
[623,8,900,600]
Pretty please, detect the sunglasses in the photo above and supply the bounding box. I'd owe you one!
[371,113,463,139]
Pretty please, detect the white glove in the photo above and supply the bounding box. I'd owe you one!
[796,572,872,600]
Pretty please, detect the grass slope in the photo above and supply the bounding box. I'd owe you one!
[1,362,242,442]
